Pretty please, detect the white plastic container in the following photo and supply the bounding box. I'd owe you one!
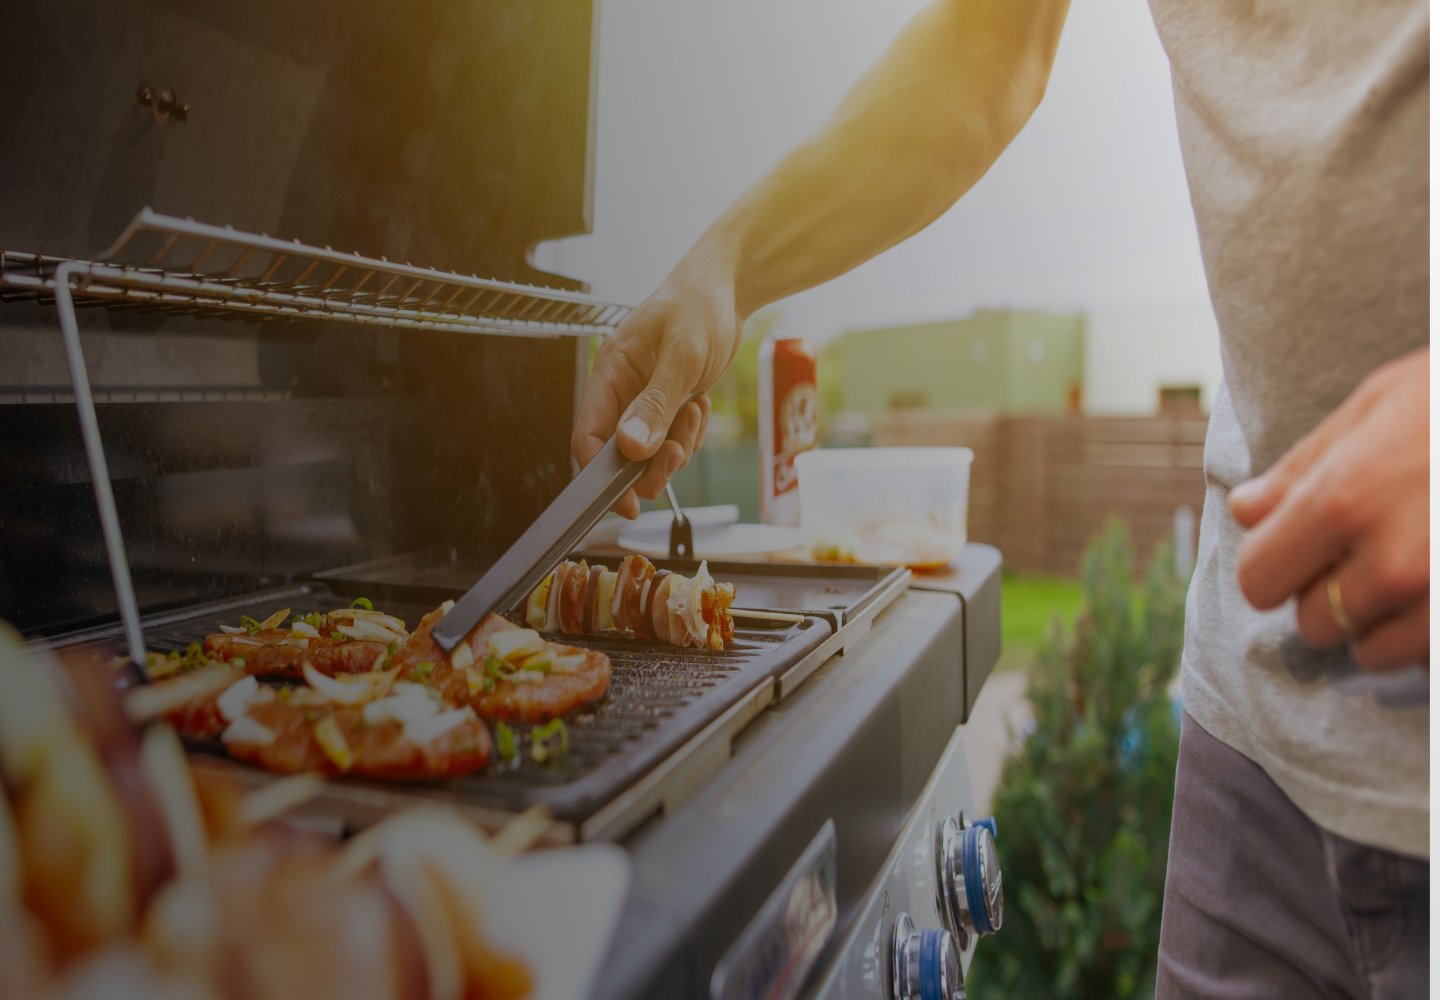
[795,447,973,571]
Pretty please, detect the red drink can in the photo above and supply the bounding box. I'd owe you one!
[758,337,818,525]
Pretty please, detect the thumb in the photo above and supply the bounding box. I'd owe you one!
[617,366,689,461]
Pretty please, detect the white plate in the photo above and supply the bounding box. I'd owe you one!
[579,505,740,549]
[486,843,631,1000]
[618,522,804,558]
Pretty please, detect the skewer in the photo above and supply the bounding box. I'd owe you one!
[728,607,807,624]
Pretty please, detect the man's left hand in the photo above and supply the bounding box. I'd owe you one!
[1230,346,1429,671]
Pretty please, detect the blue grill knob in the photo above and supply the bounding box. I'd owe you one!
[892,913,964,1000]
[937,815,1004,943]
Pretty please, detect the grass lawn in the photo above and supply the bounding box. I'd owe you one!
[999,571,1085,671]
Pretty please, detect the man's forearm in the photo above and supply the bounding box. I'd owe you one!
[693,0,1071,318]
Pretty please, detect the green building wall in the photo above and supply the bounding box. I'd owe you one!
[836,310,1084,414]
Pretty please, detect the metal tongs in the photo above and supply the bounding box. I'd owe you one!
[431,435,648,652]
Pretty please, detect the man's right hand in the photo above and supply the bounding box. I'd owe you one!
[571,245,741,519]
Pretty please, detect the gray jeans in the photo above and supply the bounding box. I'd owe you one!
[1156,712,1429,999]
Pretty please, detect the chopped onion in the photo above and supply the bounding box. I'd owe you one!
[125,666,241,723]
[363,686,440,727]
[311,715,354,772]
[138,725,210,879]
[439,599,456,614]
[217,624,247,635]
[290,620,321,639]
[257,608,292,631]
[337,620,405,644]
[687,562,714,645]
[221,716,279,747]
[550,652,588,675]
[302,663,397,706]
[506,670,547,684]
[329,609,406,632]
[449,642,475,671]
[404,707,476,747]
[465,666,485,697]
[217,676,265,722]
[488,628,543,663]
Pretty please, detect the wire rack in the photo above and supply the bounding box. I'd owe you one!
[1,210,633,666]
[0,208,630,337]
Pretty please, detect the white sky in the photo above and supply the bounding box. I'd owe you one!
[536,0,1214,344]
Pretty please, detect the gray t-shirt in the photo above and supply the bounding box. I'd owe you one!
[1147,0,1429,858]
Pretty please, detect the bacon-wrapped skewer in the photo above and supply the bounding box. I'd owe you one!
[525,555,736,650]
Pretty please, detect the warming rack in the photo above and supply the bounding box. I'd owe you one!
[0,209,634,667]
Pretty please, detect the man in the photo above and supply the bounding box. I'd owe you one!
[572,1,1429,995]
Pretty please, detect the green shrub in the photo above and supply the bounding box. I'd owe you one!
[967,518,1187,998]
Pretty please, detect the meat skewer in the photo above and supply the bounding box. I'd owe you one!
[525,555,736,650]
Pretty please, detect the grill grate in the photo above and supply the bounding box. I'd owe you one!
[0,211,631,339]
[79,581,833,833]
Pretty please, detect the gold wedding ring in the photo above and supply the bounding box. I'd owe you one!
[1326,573,1357,635]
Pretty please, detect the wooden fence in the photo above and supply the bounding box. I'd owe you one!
[871,410,1207,575]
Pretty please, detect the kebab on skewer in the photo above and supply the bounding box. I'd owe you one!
[524,555,737,650]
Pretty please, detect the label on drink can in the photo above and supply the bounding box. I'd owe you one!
[759,338,818,525]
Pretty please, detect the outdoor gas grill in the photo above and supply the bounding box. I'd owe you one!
[1,4,1006,997]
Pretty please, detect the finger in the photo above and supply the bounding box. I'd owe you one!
[1351,598,1430,672]
[614,488,641,520]
[691,394,712,462]
[1235,436,1372,609]
[632,440,686,501]
[617,349,700,462]
[573,346,640,469]
[1230,380,1380,528]
[628,399,703,499]
[1295,541,1430,648]
[669,400,704,467]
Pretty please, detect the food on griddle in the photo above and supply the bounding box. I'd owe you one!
[526,554,737,649]
[192,600,408,679]
[0,625,532,999]
[394,605,612,725]
[131,659,493,780]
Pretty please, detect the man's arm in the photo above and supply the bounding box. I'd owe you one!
[574,0,1072,516]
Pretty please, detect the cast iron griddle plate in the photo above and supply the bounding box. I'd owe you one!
[316,551,906,627]
[49,579,833,825]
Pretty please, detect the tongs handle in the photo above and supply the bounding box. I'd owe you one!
[431,435,647,652]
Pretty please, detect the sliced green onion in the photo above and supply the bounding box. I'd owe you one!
[496,721,517,761]
[408,661,435,681]
[239,615,263,635]
[484,656,507,680]
[351,597,374,611]
[231,657,246,669]
[531,719,570,763]
[482,676,495,693]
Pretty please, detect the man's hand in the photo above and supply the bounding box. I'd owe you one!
[1230,347,1429,671]
[571,248,739,519]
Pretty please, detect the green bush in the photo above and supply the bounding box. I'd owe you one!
[967,518,1188,998]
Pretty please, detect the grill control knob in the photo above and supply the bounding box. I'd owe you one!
[892,912,964,1000]
[936,815,1003,943]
